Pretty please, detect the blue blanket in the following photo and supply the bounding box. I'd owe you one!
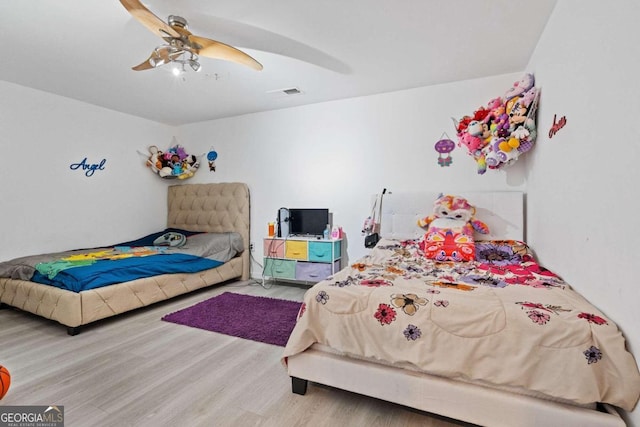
[31,253,221,292]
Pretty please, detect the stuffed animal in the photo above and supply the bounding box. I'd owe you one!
[503,73,535,101]
[417,195,489,262]
[146,145,163,171]
[520,87,538,108]
[145,143,200,179]
[455,73,539,174]
[458,132,485,153]
[178,155,200,180]
[484,138,504,169]
[158,164,173,178]
[466,120,484,137]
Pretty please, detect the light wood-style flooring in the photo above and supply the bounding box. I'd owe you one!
[0,280,472,427]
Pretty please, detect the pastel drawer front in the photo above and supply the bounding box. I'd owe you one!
[264,239,285,258]
[308,241,341,262]
[295,261,339,282]
[285,240,308,260]
[264,258,296,279]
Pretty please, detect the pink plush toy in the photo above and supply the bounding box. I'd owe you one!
[418,195,489,262]
[458,133,485,153]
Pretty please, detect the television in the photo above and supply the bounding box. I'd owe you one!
[288,208,329,236]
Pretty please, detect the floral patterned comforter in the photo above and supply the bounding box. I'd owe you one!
[282,238,640,410]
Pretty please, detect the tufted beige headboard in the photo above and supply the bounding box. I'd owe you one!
[167,183,250,280]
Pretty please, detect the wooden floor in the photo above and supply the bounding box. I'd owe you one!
[0,280,472,427]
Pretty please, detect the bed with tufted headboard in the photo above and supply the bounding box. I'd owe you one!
[0,182,250,335]
[283,190,640,427]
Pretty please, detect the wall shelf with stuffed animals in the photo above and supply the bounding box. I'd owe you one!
[451,73,540,174]
[142,139,200,180]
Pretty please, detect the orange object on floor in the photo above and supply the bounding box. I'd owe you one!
[0,365,10,400]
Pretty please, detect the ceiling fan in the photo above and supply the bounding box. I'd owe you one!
[119,0,263,72]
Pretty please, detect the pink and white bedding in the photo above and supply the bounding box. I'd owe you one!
[282,238,640,411]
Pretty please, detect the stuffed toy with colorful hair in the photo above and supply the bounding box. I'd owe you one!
[417,195,489,262]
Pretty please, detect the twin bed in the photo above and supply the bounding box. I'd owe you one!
[0,182,250,335]
[283,191,640,426]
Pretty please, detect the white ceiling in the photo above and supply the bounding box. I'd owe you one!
[0,0,557,126]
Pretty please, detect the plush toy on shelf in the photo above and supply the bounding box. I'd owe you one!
[453,73,540,174]
[418,194,489,262]
[178,155,200,180]
[503,73,535,101]
[144,142,199,180]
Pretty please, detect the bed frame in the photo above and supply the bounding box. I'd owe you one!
[287,191,626,427]
[0,182,250,335]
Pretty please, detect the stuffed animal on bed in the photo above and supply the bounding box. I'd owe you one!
[417,195,489,262]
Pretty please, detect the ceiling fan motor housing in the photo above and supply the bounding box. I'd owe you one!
[168,15,188,29]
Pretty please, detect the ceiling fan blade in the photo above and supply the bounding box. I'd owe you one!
[119,0,180,39]
[131,58,155,71]
[189,35,263,71]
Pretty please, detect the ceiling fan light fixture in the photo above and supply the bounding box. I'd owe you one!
[187,52,201,72]
[149,56,162,68]
[189,60,201,72]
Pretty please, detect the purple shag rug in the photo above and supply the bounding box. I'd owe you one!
[161,292,301,347]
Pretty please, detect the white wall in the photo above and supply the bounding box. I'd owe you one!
[6,4,639,419]
[0,72,526,268]
[0,81,175,261]
[178,73,526,273]
[526,0,640,424]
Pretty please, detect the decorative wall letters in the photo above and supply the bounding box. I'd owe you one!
[70,157,106,177]
[548,114,567,138]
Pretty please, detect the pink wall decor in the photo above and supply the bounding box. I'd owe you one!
[434,135,455,167]
[548,114,567,138]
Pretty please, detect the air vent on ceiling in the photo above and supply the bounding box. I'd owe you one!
[266,87,303,97]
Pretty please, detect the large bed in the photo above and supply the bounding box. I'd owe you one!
[0,182,250,335]
[283,191,640,427]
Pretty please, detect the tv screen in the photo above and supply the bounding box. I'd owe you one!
[288,208,329,236]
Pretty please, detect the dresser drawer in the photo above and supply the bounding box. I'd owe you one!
[308,241,341,262]
[264,258,296,279]
[285,240,308,260]
[264,238,285,258]
[295,261,340,282]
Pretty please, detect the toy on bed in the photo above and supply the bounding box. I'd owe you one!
[453,73,540,174]
[417,194,489,261]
